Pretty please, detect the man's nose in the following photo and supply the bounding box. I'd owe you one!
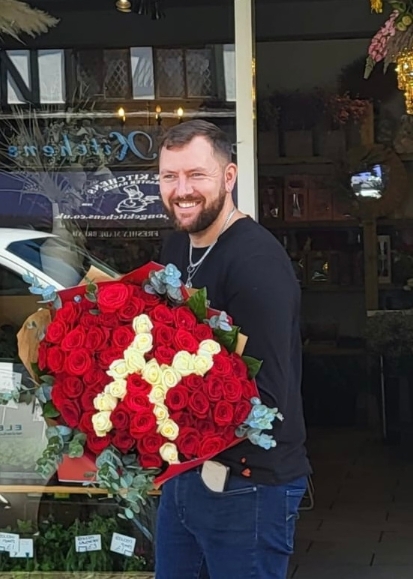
[176,176,194,197]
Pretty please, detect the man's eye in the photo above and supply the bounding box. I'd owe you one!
[162,174,175,180]
[192,173,204,178]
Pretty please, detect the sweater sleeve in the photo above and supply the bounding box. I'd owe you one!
[225,252,301,414]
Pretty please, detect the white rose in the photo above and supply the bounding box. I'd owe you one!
[93,392,118,412]
[159,442,180,464]
[172,351,195,377]
[148,384,167,404]
[124,347,146,373]
[193,353,214,376]
[132,333,153,355]
[198,339,221,356]
[143,359,162,386]
[153,403,169,422]
[133,314,153,334]
[105,379,127,400]
[107,359,129,380]
[161,366,181,390]
[158,418,179,441]
[92,411,113,436]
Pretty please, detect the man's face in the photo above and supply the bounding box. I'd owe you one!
[159,136,236,234]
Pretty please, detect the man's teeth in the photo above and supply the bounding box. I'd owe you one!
[178,202,197,208]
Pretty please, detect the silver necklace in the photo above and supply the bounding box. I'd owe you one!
[186,207,236,288]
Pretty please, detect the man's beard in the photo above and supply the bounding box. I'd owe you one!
[164,187,227,234]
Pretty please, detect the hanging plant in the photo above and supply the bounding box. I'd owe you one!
[0,0,58,41]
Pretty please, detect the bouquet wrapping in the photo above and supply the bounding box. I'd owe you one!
[17,262,282,516]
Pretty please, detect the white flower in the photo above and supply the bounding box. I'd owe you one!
[105,379,127,400]
[193,353,214,376]
[198,339,221,356]
[153,403,169,422]
[148,384,168,404]
[107,359,129,380]
[93,392,118,412]
[132,333,153,355]
[92,411,113,436]
[172,351,195,377]
[161,366,181,390]
[159,442,180,464]
[158,418,179,441]
[124,347,146,373]
[133,314,153,334]
[143,359,163,386]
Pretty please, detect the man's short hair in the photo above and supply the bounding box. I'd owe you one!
[158,120,232,164]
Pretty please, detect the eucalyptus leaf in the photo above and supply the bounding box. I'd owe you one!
[42,400,60,419]
[40,375,54,386]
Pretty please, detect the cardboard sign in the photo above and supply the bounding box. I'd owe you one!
[75,534,102,553]
[110,532,136,557]
[0,363,22,393]
[0,533,19,553]
[10,538,34,558]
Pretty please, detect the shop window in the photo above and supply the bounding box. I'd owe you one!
[0,265,29,296]
[155,47,218,99]
[76,49,131,99]
[131,47,155,100]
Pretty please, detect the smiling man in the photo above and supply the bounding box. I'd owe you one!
[156,120,311,579]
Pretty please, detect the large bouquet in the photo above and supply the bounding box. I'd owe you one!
[19,262,283,518]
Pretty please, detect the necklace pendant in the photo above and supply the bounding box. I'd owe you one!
[185,280,192,289]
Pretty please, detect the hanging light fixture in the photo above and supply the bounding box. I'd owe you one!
[116,0,132,13]
[396,50,413,114]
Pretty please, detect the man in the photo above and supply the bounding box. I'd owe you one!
[157,119,311,579]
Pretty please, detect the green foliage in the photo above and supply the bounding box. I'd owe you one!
[0,515,149,573]
[186,287,208,321]
[213,326,240,353]
[242,355,263,379]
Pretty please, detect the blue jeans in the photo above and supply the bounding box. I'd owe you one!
[155,469,307,579]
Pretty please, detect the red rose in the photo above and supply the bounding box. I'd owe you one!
[222,426,237,444]
[45,320,67,344]
[80,311,99,329]
[112,431,135,453]
[193,323,214,342]
[234,399,252,425]
[153,324,175,347]
[79,411,95,434]
[199,436,226,457]
[210,353,232,377]
[83,367,108,389]
[130,409,157,438]
[38,343,48,371]
[139,453,163,469]
[198,420,217,437]
[213,400,234,427]
[182,374,204,392]
[127,374,152,396]
[151,304,175,326]
[141,291,161,308]
[47,347,66,373]
[81,389,98,412]
[165,386,188,412]
[171,411,192,427]
[204,375,224,402]
[64,349,93,376]
[87,433,112,455]
[97,283,132,313]
[125,391,152,412]
[61,327,86,352]
[51,384,65,411]
[118,297,145,322]
[59,399,81,428]
[230,353,249,380]
[155,346,176,366]
[85,326,109,351]
[55,302,80,325]
[112,326,135,350]
[174,329,199,354]
[176,426,200,458]
[111,405,130,430]
[97,313,119,328]
[137,432,164,455]
[63,376,84,399]
[188,391,210,419]
[174,307,197,331]
[240,378,258,400]
[222,379,243,403]
[99,347,124,367]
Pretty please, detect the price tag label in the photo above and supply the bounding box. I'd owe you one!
[110,532,136,557]
[0,533,19,553]
[75,534,102,553]
[10,538,34,558]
